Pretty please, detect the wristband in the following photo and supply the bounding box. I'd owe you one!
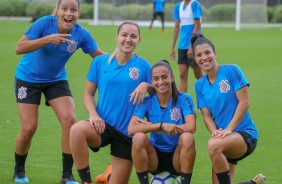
[160,122,163,130]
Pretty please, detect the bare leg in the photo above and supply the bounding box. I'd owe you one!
[15,103,39,155]
[110,156,132,184]
[178,64,189,92]
[193,64,203,79]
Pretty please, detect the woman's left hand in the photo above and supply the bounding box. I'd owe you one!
[129,82,148,105]
[212,128,232,139]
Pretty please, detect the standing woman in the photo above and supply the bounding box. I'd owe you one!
[69,20,154,184]
[128,60,196,184]
[148,0,166,33]
[170,0,203,92]
[13,0,104,183]
[192,35,258,184]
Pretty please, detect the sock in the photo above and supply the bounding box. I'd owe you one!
[77,166,92,183]
[216,170,231,184]
[62,152,74,175]
[14,152,28,171]
[180,172,192,184]
[136,171,149,184]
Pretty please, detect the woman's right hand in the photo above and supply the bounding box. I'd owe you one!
[46,34,73,45]
[89,115,105,134]
[170,49,176,60]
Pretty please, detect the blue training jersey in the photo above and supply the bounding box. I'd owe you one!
[153,0,165,13]
[172,0,202,50]
[16,15,98,83]
[195,64,258,140]
[87,54,151,136]
[134,93,195,152]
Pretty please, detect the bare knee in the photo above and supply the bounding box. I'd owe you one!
[132,133,147,149]
[61,113,76,130]
[179,132,195,149]
[19,125,37,140]
[207,139,221,157]
[70,121,86,140]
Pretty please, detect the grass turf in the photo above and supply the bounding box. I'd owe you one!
[0,20,281,183]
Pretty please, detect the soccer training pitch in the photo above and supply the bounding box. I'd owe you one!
[0,20,281,184]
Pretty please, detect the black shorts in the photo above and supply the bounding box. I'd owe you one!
[89,123,132,160]
[153,12,164,20]
[150,147,179,176]
[14,78,72,106]
[178,49,197,67]
[227,131,257,165]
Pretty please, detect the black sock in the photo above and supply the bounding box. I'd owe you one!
[14,152,28,171]
[77,166,92,183]
[136,171,149,184]
[62,153,74,175]
[180,172,192,184]
[216,170,231,184]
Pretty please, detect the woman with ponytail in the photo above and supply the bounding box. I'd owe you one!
[70,20,154,184]
[128,59,196,184]
[192,35,258,184]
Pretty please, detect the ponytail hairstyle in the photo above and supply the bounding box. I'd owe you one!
[151,59,179,106]
[191,34,215,57]
[108,20,140,64]
[52,0,80,16]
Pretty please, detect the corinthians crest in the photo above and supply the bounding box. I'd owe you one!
[67,41,78,53]
[18,86,27,99]
[219,80,230,93]
[129,67,139,80]
[170,108,181,121]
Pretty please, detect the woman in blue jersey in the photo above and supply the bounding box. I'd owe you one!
[170,0,203,93]
[128,60,196,184]
[13,0,104,183]
[192,35,258,184]
[148,0,166,32]
[69,20,154,184]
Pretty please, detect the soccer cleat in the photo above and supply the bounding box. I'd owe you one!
[162,29,167,33]
[238,173,266,184]
[61,172,79,184]
[251,173,266,184]
[13,168,29,183]
[95,164,112,184]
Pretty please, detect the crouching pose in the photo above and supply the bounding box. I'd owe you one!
[70,20,154,184]
[128,60,196,184]
[192,35,258,184]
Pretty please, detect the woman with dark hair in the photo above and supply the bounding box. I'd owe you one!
[128,60,196,184]
[192,35,258,184]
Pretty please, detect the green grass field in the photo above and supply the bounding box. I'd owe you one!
[0,20,282,184]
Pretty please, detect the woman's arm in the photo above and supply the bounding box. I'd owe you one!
[15,34,72,55]
[178,114,196,134]
[170,20,180,60]
[129,82,155,105]
[128,116,160,136]
[226,86,250,132]
[89,48,107,58]
[200,108,217,135]
[83,80,105,133]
